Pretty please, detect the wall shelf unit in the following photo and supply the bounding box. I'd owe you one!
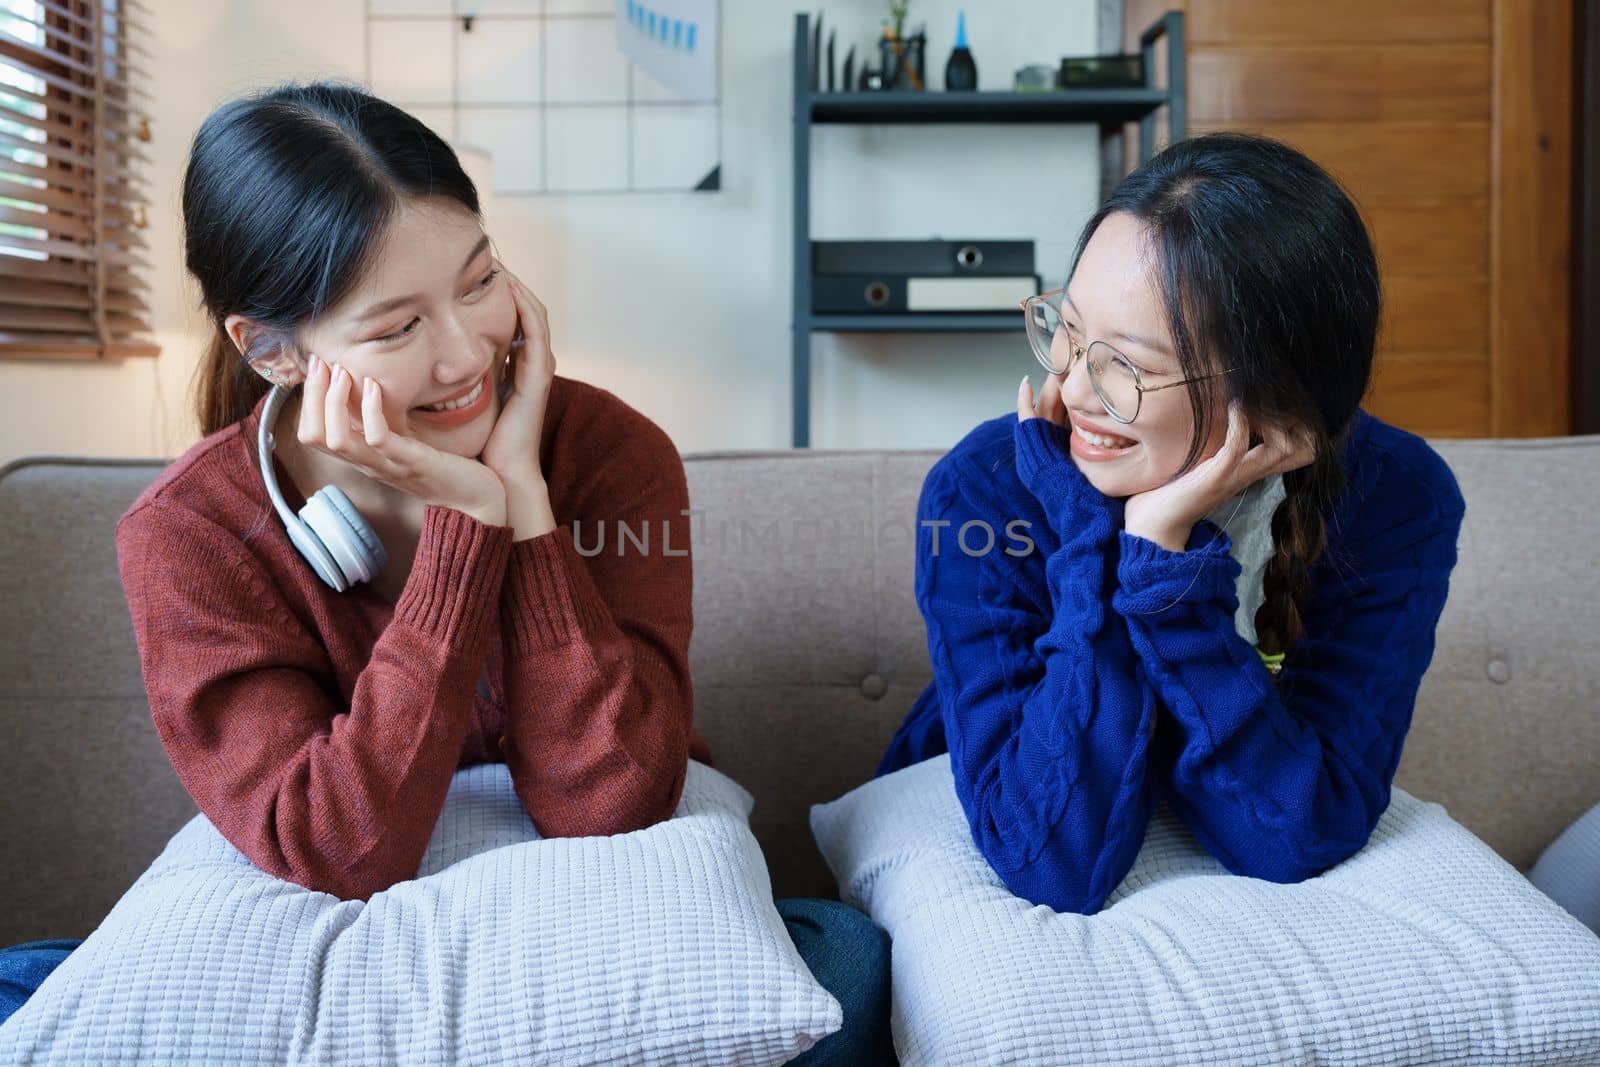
[790,10,1186,447]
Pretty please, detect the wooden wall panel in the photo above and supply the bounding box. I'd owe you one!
[1363,201,1490,278]
[1185,0,1491,45]
[1489,0,1574,436]
[1122,0,1570,438]
[1364,357,1492,437]
[1381,278,1490,355]
[1189,47,1490,123]
[1186,121,1490,203]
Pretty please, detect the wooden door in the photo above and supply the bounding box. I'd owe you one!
[1122,0,1573,437]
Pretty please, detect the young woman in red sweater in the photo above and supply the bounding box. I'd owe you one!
[130,80,709,902]
[0,81,893,1061]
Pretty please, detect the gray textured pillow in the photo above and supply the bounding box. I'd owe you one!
[1,761,842,1065]
[813,754,1600,1066]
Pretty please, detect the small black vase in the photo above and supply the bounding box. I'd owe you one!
[944,11,977,91]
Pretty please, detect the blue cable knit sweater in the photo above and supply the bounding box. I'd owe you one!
[876,408,1467,915]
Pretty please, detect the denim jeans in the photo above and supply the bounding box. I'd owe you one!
[777,897,896,1065]
[0,904,895,1062]
[0,939,83,1027]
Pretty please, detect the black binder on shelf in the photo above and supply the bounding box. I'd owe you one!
[812,239,1035,278]
[812,273,1040,314]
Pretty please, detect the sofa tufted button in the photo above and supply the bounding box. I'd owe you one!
[860,673,889,700]
[1486,657,1512,684]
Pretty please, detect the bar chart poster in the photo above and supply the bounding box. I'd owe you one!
[616,0,716,103]
[366,0,722,195]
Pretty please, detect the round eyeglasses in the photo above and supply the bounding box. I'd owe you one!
[1019,288,1234,425]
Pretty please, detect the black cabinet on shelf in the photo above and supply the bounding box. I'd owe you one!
[789,10,1186,448]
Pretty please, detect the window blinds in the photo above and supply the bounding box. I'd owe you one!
[0,0,157,359]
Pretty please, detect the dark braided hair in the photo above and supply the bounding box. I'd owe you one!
[1066,131,1380,675]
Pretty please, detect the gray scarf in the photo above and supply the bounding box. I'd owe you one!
[1200,473,1287,647]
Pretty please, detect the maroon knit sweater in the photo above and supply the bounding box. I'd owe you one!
[115,374,712,901]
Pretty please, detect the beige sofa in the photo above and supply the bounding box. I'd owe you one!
[1,431,1596,948]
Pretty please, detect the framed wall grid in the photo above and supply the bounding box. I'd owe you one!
[365,0,722,195]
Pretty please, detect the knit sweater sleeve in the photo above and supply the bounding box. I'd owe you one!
[496,417,695,838]
[116,502,510,901]
[1112,443,1466,883]
[916,414,1160,914]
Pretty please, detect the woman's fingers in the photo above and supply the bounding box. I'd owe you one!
[494,261,557,393]
[1019,372,1071,427]
[361,376,389,450]
[501,263,548,340]
[505,263,550,334]
[501,336,520,394]
[519,279,549,341]
[1231,411,1317,486]
[354,377,428,475]
[505,271,553,369]
[286,357,498,511]
[323,363,356,453]
[317,372,402,477]
[1213,399,1250,473]
[1259,420,1317,475]
[297,354,327,447]
[1037,370,1067,426]
[301,357,376,474]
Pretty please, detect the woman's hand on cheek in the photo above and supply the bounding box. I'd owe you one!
[1017,370,1070,428]
[1123,399,1315,553]
[1014,372,1105,526]
[299,354,508,527]
[481,261,555,486]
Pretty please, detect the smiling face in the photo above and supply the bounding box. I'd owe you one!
[234,194,517,460]
[1052,210,1230,498]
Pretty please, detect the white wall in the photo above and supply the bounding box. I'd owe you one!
[0,0,1100,465]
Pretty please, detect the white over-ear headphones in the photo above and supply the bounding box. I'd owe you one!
[257,382,388,591]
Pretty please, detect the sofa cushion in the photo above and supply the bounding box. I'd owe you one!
[1530,797,1600,937]
[0,760,842,1065]
[812,754,1600,1065]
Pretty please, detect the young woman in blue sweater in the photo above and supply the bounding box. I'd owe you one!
[876,131,1467,915]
